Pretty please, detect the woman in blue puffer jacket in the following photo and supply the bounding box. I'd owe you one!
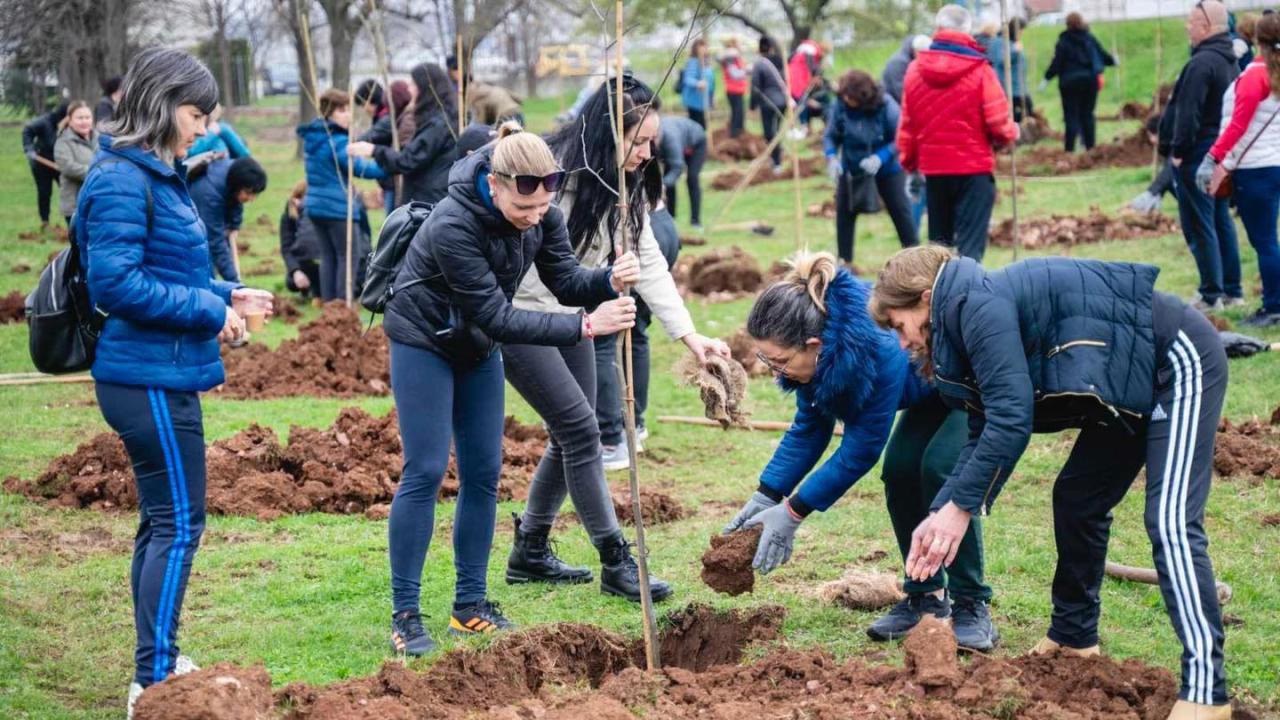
[296,88,386,301]
[723,252,998,652]
[76,48,275,718]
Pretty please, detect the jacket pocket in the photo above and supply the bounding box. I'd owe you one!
[1045,339,1107,360]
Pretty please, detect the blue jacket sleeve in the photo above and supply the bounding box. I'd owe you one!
[791,357,904,513]
[333,133,386,180]
[228,198,244,232]
[823,105,842,158]
[932,294,1034,514]
[208,230,240,283]
[219,124,250,159]
[876,96,901,163]
[759,393,837,499]
[84,171,227,336]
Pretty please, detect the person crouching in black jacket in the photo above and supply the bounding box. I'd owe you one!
[279,180,320,297]
[379,122,640,656]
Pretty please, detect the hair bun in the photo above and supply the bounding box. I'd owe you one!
[784,251,837,314]
[496,119,524,139]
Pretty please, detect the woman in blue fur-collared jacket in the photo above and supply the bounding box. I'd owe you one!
[723,252,998,651]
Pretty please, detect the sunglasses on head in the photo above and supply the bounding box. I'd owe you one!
[495,169,566,195]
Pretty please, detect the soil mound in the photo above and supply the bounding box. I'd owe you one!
[903,615,960,687]
[271,295,301,323]
[678,353,750,428]
[710,155,824,190]
[612,488,687,525]
[990,207,1178,249]
[725,327,770,377]
[10,262,30,273]
[1215,417,1280,481]
[818,570,903,610]
[1,290,25,324]
[6,411,545,519]
[218,303,390,399]
[133,663,272,720]
[1018,109,1061,144]
[1000,126,1153,175]
[709,127,769,162]
[674,246,763,300]
[700,526,760,595]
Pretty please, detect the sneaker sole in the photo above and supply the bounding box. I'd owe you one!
[601,583,673,603]
[389,638,435,657]
[505,569,594,585]
[602,459,630,471]
[957,629,1001,653]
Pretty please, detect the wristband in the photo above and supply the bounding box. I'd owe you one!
[584,312,594,340]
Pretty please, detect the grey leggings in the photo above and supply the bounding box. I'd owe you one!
[502,337,621,544]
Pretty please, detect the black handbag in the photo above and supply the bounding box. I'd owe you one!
[26,158,151,374]
[846,171,882,214]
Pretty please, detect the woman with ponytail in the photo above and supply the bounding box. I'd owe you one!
[1202,12,1280,327]
[501,75,730,604]
[380,120,640,656]
[724,251,998,651]
[870,246,1230,719]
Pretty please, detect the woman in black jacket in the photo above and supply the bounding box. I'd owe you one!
[21,102,67,230]
[1044,12,1115,152]
[348,63,457,206]
[279,179,320,297]
[380,122,640,657]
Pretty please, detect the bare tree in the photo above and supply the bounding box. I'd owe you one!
[181,0,237,106]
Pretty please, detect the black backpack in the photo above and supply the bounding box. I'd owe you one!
[26,158,152,374]
[360,201,434,314]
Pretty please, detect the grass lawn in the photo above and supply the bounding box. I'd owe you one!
[2,19,1279,718]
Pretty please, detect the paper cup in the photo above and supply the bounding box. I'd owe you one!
[244,311,266,333]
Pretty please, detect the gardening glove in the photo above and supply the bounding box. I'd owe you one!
[826,156,841,183]
[742,500,803,575]
[723,491,778,534]
[906,172,925,203]
[1195,155,1216,195]
[25,149,36,162]
[858,154,882,176]
[1129,190,1161,213]
[1037,78,1049,92]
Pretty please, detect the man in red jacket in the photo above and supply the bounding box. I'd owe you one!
[898,4,1018,261]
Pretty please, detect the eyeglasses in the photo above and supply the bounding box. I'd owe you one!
[755,349,798,377]
[494,170,566,195]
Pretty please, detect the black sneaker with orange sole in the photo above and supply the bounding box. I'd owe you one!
[448,599,515,637]
[390,609,437,656]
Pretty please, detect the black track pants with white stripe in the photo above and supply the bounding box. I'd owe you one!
[1049,305,1227,706]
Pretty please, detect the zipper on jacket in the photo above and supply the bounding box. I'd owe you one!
[935,373,979,393]
[1045,339,1107,359]
[980,466,1001,516]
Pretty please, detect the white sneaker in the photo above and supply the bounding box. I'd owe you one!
[601,438,639,471]
[126,682,143,719]
[172,655,199,676]
[1224,296,1247,308]
[788,127,807,141]
[636,425,649,445]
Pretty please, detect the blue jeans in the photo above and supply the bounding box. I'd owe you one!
[1173,143,1242,304]
[383,187,396,214]
[96,382,207,687]
[388,341,505,612]
[1232,165,1280,313]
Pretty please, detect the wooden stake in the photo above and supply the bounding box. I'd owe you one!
[707,106,797,232]
[345,73,357,307]
[614,0,660,672]
[0,372,94,387]
[1152,0,1164,181]
[457,33,466,131]
[369,0,402,207]
[790,102,802,253]
[999,0,1021,261]
[1105,561,1232,605]
[658,415,846,436]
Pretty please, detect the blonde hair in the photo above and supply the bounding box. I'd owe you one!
[787,252,837,314]
[58,100,92,131]
[287,179,307,219]
[491,120,558,177]
[869,245,954,328]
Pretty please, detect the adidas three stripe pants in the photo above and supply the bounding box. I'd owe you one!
[97,383,207,688]
[1048,304,1228,705]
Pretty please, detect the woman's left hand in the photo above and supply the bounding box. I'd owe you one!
[904,501,972,582]
[231,288,275,318]
[347,141,375,158]
[682,333,732,364]
[611,251,640,293]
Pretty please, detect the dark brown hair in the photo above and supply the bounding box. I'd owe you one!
[837,70,882,111]
[1066,12,1087,31]
[319,88,349,119]
[1258,13,1280,95]
[690,38,708,60]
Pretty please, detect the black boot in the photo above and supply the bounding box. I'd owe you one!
[597,534,673,603]
[505,513,593,585]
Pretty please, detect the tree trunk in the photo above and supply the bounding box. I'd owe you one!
[327,3,354,94]
[216,4,235,106]
[521,7,537,98]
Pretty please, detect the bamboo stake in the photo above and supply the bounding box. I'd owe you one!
[707,107,797,231]
[658,415,846,436]
[1000,0,1021,260]
[345,73,357,307]
[790,102,802,253]
[0,372,94,387]
[457,33,466,131]
[613,0,660,672]
[368,0,402,207]
[1152,0,1164,181]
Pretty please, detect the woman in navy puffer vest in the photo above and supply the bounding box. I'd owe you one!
[76,48,274,716]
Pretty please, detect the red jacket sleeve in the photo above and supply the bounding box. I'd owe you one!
[897,70,919,173]
[981,66,1018,147]
[1210,64,1264,164]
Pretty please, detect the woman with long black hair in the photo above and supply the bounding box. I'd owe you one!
[502,76,730,603]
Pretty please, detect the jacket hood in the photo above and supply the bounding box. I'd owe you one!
[445,144,518,234]
[1194,32,1237,63]
[412,62,457,124]
[778,269,883,416]
[99,134,178,179]
[892,34,915,59]
[918,30,988,87]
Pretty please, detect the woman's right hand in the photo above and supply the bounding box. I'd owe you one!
[587,297,637,336]
[219,306,245,344]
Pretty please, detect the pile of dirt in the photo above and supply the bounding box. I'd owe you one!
[678,354,750,428]
[806,198,837,219]
[709,127,769,162]
[1018,110,1061,145]
[1102,84,1174,121]
[818,570,904,610]
[218,303,390,399]
[725,327,770,377]
[990,207,1179,249]
[1,290,26,324]
[1215,416,1280,481]
[134,602,1258,719]
[674,246,763,300]
[245,259,277,277]
[710,155,825,190]
[271,295,301,323]
[133,663,272,720]
[999,126,1153,175]
[10,262,31,274]
[611,488,688,526]
[700,526,760,596]
[5,410,547,519]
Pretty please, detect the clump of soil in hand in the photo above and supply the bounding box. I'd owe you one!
[701,526,761,596]
[903,615,960,688]
[218,303,390,399]
[709,127,769,162]
[989,207,1178,249]
[725,327,771,378]
[710,155,824,190]
[133,663,272,720]
[677,353,750,428]
[1215,417,1280,481]
[611,488,687,525]
[0,290,26,324]
[674,246,763,300]
[818,570,904,610]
